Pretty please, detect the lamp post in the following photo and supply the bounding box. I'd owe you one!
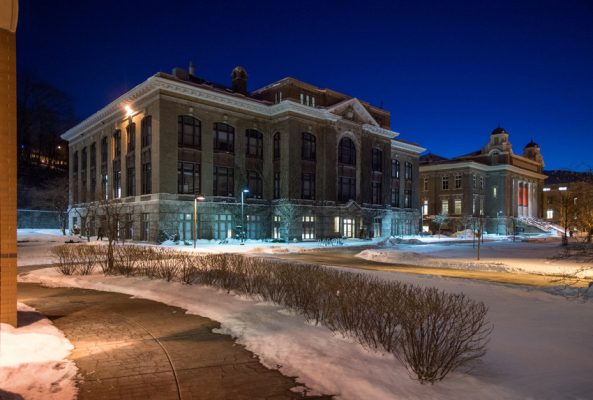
[559,186,568,246]
[241,187,249,244]
[193,194,205,249]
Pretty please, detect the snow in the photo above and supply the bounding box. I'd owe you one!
[357,240,593,278]
[0,303,78,400]
[19,265,593,400]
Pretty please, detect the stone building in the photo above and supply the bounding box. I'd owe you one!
[542,170,593,232]
[419,127,546,233]
[62,65,425,242]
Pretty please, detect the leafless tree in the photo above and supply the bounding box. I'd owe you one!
[30,175,71,235]
[433,213,448,238]
[274,201,299,241]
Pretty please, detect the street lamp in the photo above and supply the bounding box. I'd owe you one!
[241,187,249,244]
[559,186,568,246]
[193,194,205,249]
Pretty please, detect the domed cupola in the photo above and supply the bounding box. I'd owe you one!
[491,126,508,135]
[523,138,544,166]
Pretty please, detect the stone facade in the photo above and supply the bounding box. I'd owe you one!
[419,128,546,233]
[63,66,425,242]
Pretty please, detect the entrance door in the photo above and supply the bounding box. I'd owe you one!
[343,218,354,238]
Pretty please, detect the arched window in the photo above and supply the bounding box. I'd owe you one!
[214,123,234,153]
[245,129,263,158]
[273,132,280,160]
[338,137,356,165]
[178,116,201,148]
[301,132,316,161]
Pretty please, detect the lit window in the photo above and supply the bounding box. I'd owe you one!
[441,199,449,214]
[454,199,462,214]
[493,187,498,199]
[546,209,554,219]
[542,187,551,192]
[422,200,428,215]
[302,215,316,240]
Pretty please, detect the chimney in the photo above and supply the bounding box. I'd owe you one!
[231,66,248,95]
[188,61,196,77]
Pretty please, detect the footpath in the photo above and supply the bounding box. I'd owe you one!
[18,282,331,400]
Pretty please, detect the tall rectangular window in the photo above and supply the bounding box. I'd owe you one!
[472,175,477,189]
[245,129,263,159]
[302,215,315,240]
[101,137,108,164]
[213,166,234,197]
[90,142,96,169]
[372,148,383,172]
[126,162,135,197]
[141,150,151,195]
[214,214,233,239]
[391,188,400,207]
[141,116,152,148]
[113,163,121,198]
[213,123,234,153]
[442,199,449,214]
[177,162,200,194]
[126,123,136,153]
[273,133,281,160]
[404,189,411,208]
[454,199,462,214]
[455,173,462,189]
[391,160,400,179]
[405,162,412,180]
[480,176,485,190]
[372,181,382,204]
[247,170,263,199]
[301,133,316,161]
[273,172,280,199]
[178,116,201,148]
[301,172,315,199]
[141,213,150,241]
[113,130,121,159]
[423,177,429,191]
[422,200,429,215]
[442,176,449,190]
[338,176,355,202]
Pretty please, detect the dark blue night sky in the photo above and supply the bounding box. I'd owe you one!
[17,0,593,171]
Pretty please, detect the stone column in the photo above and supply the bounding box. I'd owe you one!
[0,0,18,326]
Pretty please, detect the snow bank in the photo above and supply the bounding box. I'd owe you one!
[0,303,78,400]
[357,241,593,278]
[19,266,593,399]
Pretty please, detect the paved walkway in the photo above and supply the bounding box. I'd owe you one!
[18,283,332,400]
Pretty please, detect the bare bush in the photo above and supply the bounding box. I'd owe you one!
[397,288,491,383]
[51,245,78,275]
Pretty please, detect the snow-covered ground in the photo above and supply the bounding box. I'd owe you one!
[357,239,593,278]
[0,303,78,400]
[18,266,593,399]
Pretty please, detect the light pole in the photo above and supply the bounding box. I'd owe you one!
[193,194,205,249]
[559,186,568,246]
[241,187,249,244]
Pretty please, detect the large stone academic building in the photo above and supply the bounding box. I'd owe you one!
[419,127,546,232]
[62,65,424,242]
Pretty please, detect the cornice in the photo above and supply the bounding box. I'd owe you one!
[363,124,399,139]
[419,160,547,180]
[391,139,426,154]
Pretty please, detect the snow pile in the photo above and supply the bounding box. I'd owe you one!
[357,241,593,278]
[0,303,78,400]
[20,266,593,400]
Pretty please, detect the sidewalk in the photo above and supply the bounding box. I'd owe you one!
[18,283,332,400]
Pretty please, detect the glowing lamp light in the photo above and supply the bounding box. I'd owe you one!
[559,187,568,191]
[124,105,134,117]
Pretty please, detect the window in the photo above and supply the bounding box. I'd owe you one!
[90,167,96,202]
[302,215,315,240]
[454,199,462,214]
[273,132,281,160]
[391,188,400,207]
[300,93,304,104]
[493,186,498,199]
[404,189,411,208]
[113,130,121,159]
[455,173,462,189]
[372,181,382,204]
[245,129,263,158]
[178,116,201,148]
[81,147,87,171]
[213,122,234,153]
[547,209,554,219]
[177,162,200,194]
[343,218,354,238]
[101,166,108,200]
[391,160,400,179]
[372,148,383,172]
[273,215,281,239]
[442,175,449,190]
[479,197,484,215]
[213,166,234,197]
[247,170,263,199]
[338,176,355,202]
[442,199,449,214]
[423,177,429,191]
[472,175,477,189]
[126,163,135,197]
[302,172,315,199]
[301,132,316,161]
[179,213,192,241]
[72,151,78,173]
[480,176,485,190]
[246,215,262,239]
[422,200,428,215]
[90,142,96,168]
[214,214,233,240]
[141,213,150,241]
[405,162,412,180]
[101,137,108,164]
[123,214,134,240]
[141,116,152,148]
[126,123,136,153]
[273,172,280,199]
[113,162,121,199]
[141,150,152,195]
[338,137,356,165]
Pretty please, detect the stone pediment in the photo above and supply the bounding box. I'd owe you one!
[327,98,379,127]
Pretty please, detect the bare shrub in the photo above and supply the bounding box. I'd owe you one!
[397,288,491,383]
[51,245,78,275]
